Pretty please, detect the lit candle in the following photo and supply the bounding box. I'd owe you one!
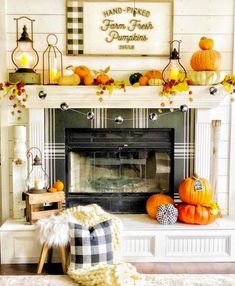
[170,68,179,81]
[34,179,44,190]
[19,54,30,68]
[49,57,58,83]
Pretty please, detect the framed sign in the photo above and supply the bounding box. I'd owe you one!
[67,1,173,56]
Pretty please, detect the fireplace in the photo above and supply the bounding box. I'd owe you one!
[65,128,174,213]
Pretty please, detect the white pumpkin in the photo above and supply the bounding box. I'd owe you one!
[148,78,162,86]
[187,71,225,85]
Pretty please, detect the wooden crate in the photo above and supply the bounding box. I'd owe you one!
[24,192,65,224]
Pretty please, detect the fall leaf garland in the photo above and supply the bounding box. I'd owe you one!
[0,81,28,120]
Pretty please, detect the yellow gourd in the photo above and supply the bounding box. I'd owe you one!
[58,74,80,85]
[148,78,162,86]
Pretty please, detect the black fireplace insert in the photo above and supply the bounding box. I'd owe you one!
[65,128,174,213]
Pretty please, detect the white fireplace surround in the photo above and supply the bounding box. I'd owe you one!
[1,84,235,264]
[25,84,233,210]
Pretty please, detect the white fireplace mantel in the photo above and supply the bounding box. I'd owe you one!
[25,84,227,109]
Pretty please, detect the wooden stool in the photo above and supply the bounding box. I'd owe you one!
[24,192,65,224]
[37,243,69,274]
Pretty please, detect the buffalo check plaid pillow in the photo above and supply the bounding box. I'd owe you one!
[69,220,113,270]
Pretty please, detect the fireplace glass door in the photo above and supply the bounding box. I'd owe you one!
[68,150,171,194]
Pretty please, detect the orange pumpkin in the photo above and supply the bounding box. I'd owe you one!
[145,70,162,79]
[74,65,90,79]
[53,180,64,192]
[146,194,174,219]
[138,75,149,86]
[96,74,110,85]
[177,204,219,225]
[48,187,57,193]
[199,37,214,50]
[190,37,221,71]
[84,74,94,85]
[178,173,213,206]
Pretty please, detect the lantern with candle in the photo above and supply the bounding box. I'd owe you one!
[43,34,63,85]
[25,147,49,193]
[9,16,40,84]
[162,40,187,83]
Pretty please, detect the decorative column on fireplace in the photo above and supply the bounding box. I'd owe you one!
[65,128,174,213]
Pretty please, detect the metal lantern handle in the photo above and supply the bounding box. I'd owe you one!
[46,34,58,46]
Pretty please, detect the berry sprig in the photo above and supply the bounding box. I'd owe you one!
[95,79,128,102]
[0,81,28,120]
[159,79,190,106]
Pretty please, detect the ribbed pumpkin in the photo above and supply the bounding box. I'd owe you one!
[144,70,162,79]
[179,174,213,206]
[190,37,221,71]
[177,204,219,225]
[146,194,174,219]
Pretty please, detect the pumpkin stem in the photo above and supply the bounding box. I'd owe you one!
[192,173,199,180]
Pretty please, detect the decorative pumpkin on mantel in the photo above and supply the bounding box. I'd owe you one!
[190,37,221,71]
[178,173,213,206]
[177,203,219,225]
[146,194,174,219]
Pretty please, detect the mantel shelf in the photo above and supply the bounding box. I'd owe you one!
[25,84,227,109]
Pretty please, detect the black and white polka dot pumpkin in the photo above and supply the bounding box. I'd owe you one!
[156,203,178,225]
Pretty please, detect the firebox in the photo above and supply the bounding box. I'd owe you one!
[65,128,174,213]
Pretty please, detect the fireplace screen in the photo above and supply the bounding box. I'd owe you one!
[65,128,174,213]
[69,151,171,194]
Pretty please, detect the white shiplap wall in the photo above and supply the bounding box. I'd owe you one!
[1,0,234,219]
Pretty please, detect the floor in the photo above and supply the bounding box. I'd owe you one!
[0,263,235,275]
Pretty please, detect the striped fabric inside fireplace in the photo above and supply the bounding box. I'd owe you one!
[44,108,195,200]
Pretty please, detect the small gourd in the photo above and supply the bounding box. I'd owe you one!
[53,180,64,191]
[148,78,162,86]
[129,73,143,85]
[58,74,80,85]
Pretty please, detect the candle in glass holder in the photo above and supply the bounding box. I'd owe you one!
[170,68,179,81]
[34,179,44,190]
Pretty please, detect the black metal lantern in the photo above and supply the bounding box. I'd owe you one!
[43,34,63,85]
[25,147,49,193]
[9,16,40,84]
[162,40,187,83]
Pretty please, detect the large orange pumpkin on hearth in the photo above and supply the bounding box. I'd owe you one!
[178,173,213,206]
[146,194,174,219]
[177,204,219,225]
[190,37,221,71]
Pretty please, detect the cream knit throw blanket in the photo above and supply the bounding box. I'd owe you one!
[63,204,122,252]
[68,263,144,286]
[63,204,143,286]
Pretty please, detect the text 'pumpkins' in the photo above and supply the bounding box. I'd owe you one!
[146,194,174,219]
[190,37,221,71]
[178,173,213,206]
[177,204,219,225]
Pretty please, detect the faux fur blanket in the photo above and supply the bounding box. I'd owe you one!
[36,204,122,251]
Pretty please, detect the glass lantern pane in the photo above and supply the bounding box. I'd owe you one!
[13,42,37,69]
[26,166,49,191]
